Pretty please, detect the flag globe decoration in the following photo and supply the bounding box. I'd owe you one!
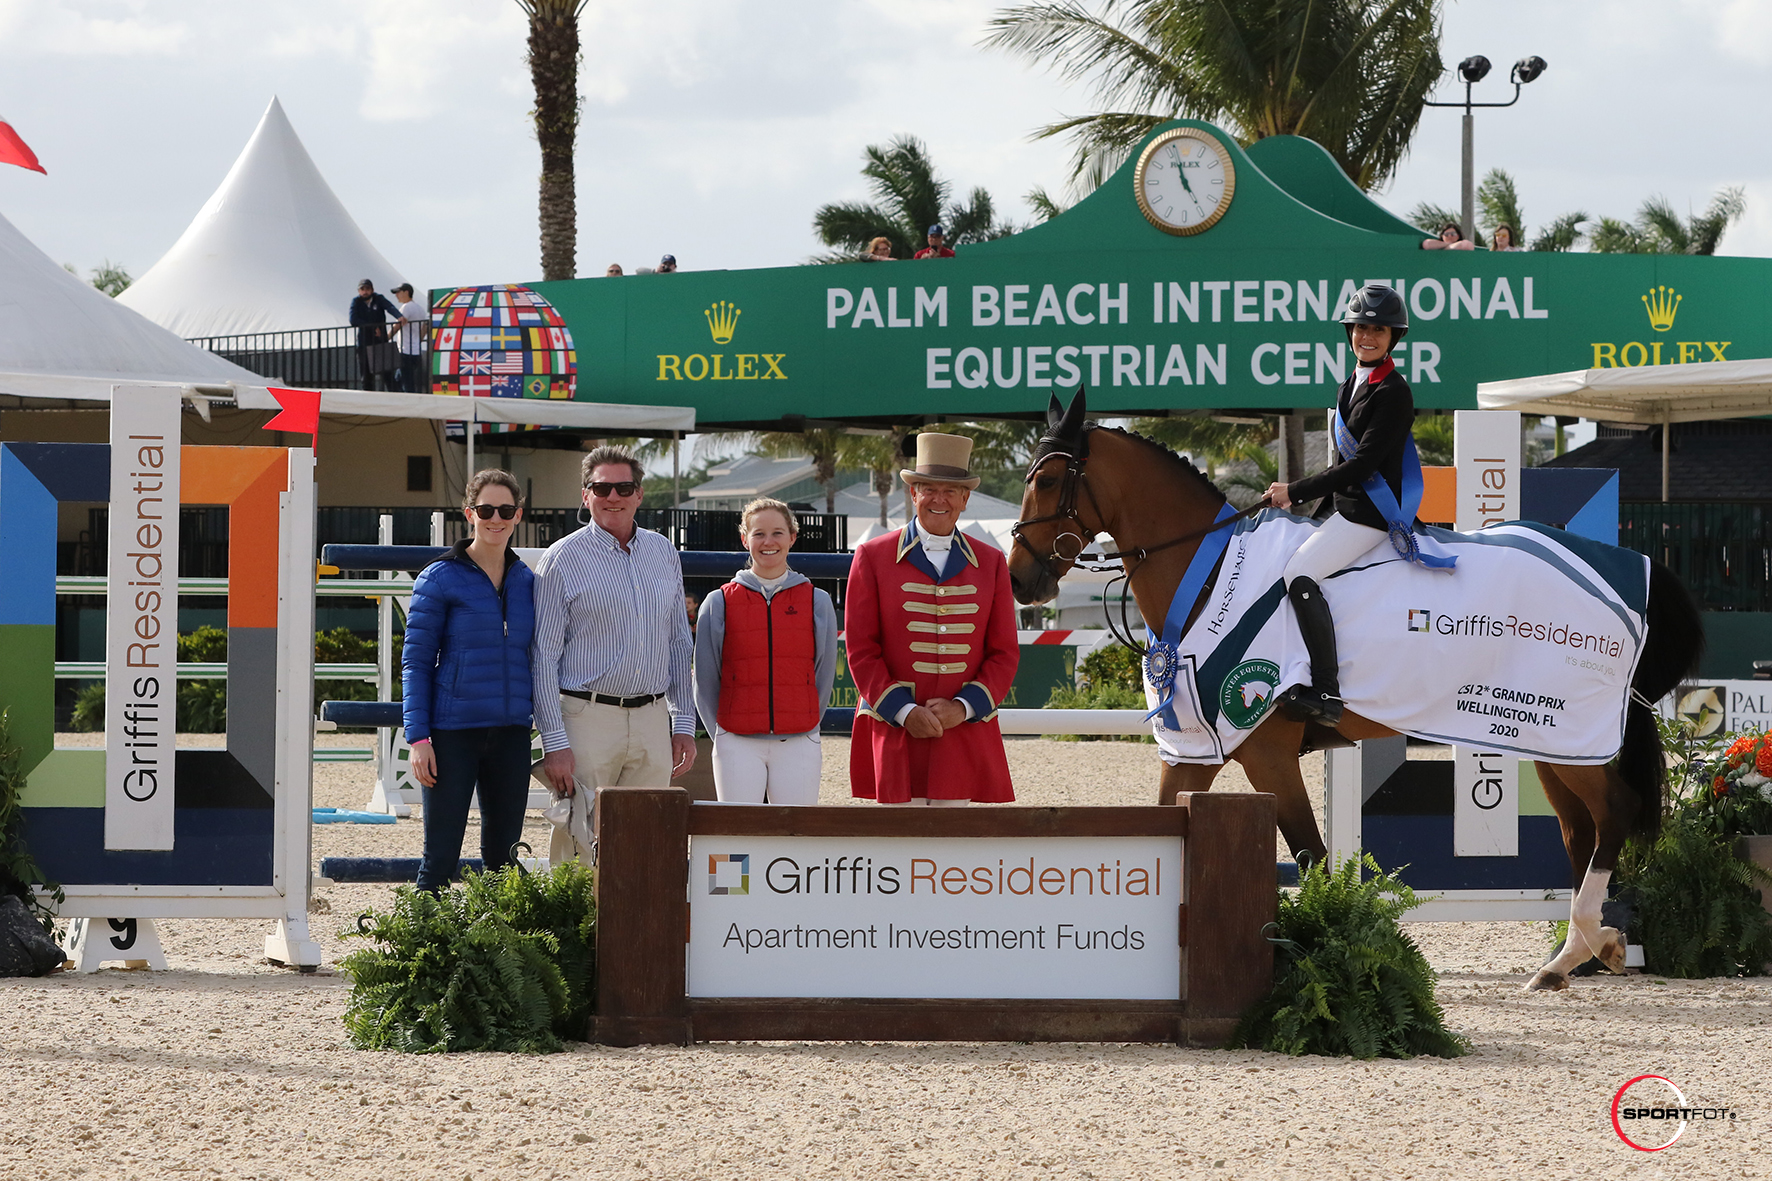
[430,284,578,399]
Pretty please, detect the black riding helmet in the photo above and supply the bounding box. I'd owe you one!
[1340,282,1408,346]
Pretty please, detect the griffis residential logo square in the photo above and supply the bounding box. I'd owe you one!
[1408,609,1432,632]
[708,853,750,895]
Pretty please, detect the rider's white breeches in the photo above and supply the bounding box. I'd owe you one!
[1283,513,1388,585]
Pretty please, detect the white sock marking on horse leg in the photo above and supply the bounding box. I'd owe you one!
[1535,868,1612,981]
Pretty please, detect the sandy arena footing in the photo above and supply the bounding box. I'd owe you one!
[3,734,1767,1179]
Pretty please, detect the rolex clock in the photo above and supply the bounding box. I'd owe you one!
[1134,128,1235,236]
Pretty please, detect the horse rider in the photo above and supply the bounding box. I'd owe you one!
[1262,282,1443,727]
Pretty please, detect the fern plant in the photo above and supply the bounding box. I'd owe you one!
[340,862,595,1053]
[1230,855,1469,1060]
[1617,820,1772,979]
[0,708,64,934]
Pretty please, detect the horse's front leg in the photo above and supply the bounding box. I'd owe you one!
[1233,717,1327,865]
[1159,760,1222,805]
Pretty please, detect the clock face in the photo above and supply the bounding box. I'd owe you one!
[1134,129,1236,236]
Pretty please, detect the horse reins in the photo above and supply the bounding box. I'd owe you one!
[1009,428,1269,652]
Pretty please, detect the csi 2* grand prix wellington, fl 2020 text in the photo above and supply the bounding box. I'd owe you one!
[1010,389,1705,994]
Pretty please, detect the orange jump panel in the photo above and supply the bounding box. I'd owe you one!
[181,447,288,630]
[1419,466,1455,526]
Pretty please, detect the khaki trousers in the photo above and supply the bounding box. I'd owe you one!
[559,696,673,789]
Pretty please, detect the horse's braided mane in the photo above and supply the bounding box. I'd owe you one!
[1032,419,1228,506]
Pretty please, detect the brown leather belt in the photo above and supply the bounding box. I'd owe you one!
[562,690,663,709]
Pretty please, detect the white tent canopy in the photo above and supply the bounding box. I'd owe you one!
[0,205,261,389]
[1476,357,1772,424]
[1477,357,1772,501]
[117,97,408,339]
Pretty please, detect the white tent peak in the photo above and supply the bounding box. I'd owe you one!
[0,206,257,386]
[117,96,409,338]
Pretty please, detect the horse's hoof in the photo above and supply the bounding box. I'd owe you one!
[1595,927,1628,974]
[1525,969,1569,992]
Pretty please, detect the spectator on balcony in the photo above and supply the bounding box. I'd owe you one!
[349,279,400,390]
[913,224,955,259]
[606,263,624,276]
[865,236,894,261]
[391,283,427,393]
[402,469,536,892]
[1421,222,1475,251]
[656,254,679,273]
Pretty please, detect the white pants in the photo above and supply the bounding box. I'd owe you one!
[1283,514,1387,585]
[711,729,823,805]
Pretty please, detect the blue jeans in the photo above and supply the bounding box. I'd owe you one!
[416,725,533,892]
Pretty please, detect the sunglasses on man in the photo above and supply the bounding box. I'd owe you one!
[587,481,640,498]
[470,503,520,520]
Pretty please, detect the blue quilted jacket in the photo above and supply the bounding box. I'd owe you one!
[401,541,536,742]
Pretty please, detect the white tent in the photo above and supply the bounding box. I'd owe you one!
[0,205,261,395]
[117,97,407,339]
[1478,357,1772,500]
[1,203,693,430]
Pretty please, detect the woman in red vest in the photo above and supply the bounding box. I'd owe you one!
[693,498,838,803]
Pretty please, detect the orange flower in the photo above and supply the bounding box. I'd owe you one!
[1729,736,1756,755]
[1758,740,1772,777]
[1715,774,1729,795]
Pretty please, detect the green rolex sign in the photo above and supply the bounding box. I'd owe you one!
[452,121,1772,427]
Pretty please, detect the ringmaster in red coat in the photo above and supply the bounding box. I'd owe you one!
[846,432,1019,804]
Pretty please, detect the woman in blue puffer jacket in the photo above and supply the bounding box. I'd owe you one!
[402,470,537,892]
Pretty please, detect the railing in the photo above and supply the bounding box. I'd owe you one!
[1618,502,1772,612]
[62,507,847,575]
[187,323,427,393]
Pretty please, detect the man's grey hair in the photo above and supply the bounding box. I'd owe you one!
[581,445,644,486]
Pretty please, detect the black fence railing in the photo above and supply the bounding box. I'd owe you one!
[1618,502,1772,612]
[187,324,428,394]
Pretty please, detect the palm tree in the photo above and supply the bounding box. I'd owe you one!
[745,428,868,514]
[813,135,1017,261]
[516,1,588,281]
[1589,188,1746,255]
[1408,168,1587,251]
[983,0,1444,196]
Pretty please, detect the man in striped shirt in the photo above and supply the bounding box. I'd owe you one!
[534,446,697,800]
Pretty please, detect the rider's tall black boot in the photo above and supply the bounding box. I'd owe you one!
[1278,576,1344,727]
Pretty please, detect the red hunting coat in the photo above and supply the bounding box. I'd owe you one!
[845,522,1020,803]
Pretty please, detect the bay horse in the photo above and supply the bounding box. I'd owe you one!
[1009,390,1704,991]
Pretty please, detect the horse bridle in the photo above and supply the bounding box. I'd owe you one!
[1010,425,1268,650]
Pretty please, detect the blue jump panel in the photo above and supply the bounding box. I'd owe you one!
[21,807,275,886]
[1362,814,1569,892]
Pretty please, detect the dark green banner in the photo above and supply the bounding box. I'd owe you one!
[454,121,1771,426]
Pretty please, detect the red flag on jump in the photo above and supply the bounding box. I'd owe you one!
[0,115,46,174]
[263,386,322,446]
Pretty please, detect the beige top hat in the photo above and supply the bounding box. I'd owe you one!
[900,432,981,489]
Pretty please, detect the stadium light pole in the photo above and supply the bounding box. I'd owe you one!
[1424,55,1547,243]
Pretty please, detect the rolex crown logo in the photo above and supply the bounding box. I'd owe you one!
[705,300,741,344]
[1641,285,1681,333]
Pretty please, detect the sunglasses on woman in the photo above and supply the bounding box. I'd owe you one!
[470,503,519,520]
[587,481,640,498]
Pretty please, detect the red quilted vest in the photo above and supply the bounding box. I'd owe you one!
[716,580,820,734]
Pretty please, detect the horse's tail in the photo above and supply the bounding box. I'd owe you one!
[1620,560,1706,840]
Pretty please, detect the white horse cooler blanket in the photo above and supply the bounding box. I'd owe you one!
[1144,510,1649,765]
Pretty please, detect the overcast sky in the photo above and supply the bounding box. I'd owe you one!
[2,0,1770,298]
